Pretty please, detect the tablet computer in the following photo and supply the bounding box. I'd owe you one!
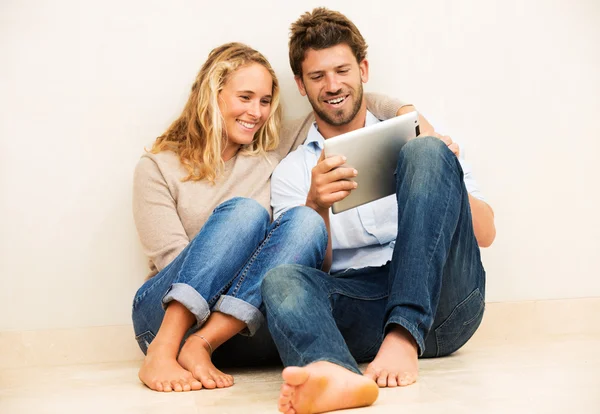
[323,111,420,214]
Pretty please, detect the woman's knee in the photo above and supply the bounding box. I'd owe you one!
[279,206,327,244]
[216,197,270,222]
[207,197,270,239]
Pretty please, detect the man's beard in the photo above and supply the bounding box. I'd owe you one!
[308,84,364,127]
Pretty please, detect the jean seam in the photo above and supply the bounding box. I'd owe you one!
[329,290,388,302]
[426,176,453,268]
[207,279,236,307]
[266,302,308,367]
[437,289,484,332]
[132,265,174,309]
[435,289,485,356]
[230,210,285,297]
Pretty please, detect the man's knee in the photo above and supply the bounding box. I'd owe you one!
[396,137,462,180]
[261,264,318,308]
[400,136,451,164]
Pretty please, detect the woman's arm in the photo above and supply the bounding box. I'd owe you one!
[133,156,190,273]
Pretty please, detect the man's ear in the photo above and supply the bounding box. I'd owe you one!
[359,59,369,84]
[294,75,307,96]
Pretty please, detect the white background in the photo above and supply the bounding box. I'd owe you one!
[1,0,598,332]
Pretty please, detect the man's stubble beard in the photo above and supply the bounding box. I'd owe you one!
[307,83,364,127]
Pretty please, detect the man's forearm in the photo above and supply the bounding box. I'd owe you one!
[468,194,496,248]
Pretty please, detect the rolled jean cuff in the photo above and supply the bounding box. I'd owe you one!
[213,295,264,337]
[385,315,426,357]
[162,283,210,328]
[310,357,362,376]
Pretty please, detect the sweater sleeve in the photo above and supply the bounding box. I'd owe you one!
[132,155,189,274]
[364,92,411,120]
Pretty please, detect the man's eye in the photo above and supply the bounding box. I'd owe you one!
[310,75,323,81]
[339,70,349,74]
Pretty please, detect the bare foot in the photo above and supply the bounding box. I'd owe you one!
[278,361,379,414]
[139,342,202,392]
[364,326,419,387]
[177,334,234,389]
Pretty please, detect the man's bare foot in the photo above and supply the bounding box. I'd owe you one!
[139,342,202,392]
[177,334,234,389]
[278,361,379,414]
[364,326,419,387]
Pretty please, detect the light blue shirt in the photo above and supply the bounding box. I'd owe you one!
[271,111,485,274]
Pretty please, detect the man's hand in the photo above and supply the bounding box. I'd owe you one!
[305,152,358,212]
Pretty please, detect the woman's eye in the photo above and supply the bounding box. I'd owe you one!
[240,95,250,100]
[261,100,271,106]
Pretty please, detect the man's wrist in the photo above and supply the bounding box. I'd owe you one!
[305,198,325,214]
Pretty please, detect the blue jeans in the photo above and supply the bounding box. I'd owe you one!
[132,197,327,356]
[261,137,486,375]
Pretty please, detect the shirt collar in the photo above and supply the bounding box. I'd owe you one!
[306,110,380,153]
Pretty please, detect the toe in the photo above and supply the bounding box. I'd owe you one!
[278,398,290,412]
[161,381,172,392]
[190,380,202,391]
[376,370,389,387]
[363,365,380,381]
[280,384,294,397]
[399,373,417,387]
[200,375,217,389]
[172,381,183,392]
[387,374,398,388]
[181,380,191,392]
[219,375,232,388]
[152,381,163,392]
[215,377,225,388]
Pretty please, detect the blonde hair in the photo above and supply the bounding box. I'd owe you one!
[151,42,282,183]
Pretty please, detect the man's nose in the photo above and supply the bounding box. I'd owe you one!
[324,74,342,94]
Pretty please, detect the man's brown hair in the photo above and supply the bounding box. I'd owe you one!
[289,8,368,77]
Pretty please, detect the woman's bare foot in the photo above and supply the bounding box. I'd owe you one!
[138,341,202,392]
[278,361,379,414]
[364,326,419,387]
[177,334,234,389]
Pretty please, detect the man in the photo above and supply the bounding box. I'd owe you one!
[261,7,496,414]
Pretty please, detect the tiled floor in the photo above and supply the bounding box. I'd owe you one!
[0,334,598,414]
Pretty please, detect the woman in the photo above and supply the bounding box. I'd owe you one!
[132,42,327,393]
[132,42,402,393]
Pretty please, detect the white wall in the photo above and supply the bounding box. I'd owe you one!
[1,0,598,332]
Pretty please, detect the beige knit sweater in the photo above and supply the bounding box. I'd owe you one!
[133,93,407,278]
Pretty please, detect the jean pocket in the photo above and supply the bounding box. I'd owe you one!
[135,330,156,355]
[434,288,485,357]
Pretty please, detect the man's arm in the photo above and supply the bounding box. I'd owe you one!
[396,105,496,247]
[469,195,496,247]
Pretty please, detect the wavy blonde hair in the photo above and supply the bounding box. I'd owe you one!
[151,42,282,183]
